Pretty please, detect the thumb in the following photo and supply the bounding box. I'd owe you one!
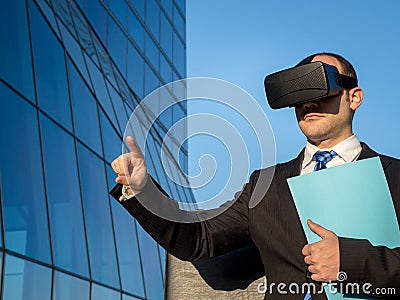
[115,175,129,186]
[307,219,334,239]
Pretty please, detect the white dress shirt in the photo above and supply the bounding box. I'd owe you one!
[300,134,362,175]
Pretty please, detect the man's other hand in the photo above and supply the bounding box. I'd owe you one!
[302,219,340,282]
[111,136,149,194]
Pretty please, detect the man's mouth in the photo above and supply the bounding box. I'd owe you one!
[304,113,323,120]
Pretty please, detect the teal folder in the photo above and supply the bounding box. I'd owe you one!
[287,157,400,299]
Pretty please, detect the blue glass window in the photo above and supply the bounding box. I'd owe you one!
[77,142,120,288]
[53,271,90,300]
[35,0,61,41]
[106,81,129,134]
[105,165,119,194]
[109,0,128,28]
[128,9,145,51]
[127,42,145,98]
[111,198,146,297]
[145,135,171,194]
[0,82,51,263]
[85,53,120,133]
[0,251,3,279]
[92,284,121,300]
[160,12,173,61]
[145,0,160,41]
[123,294,142,300]
[144,63,159,97]
[59,19,91,88]
[160,53,172,83]
[173,31,185,77]
[74,0,84,10]
[167,134,188,179]
[144,138,159,184]
[114,70,135,108]
[85,0,108,45]
[0,211,2,247]
[145,33,159,71]
[175,0,185,14]
[51,0,74,39]
[3,254,52,300]
[173,70,180,81]
[160,0,173,19]
[137,224,164,300]
[0,0,35,102]
[172,71,186,100]
[162,153,182,203]
[129,0,145,20]
[159,100,173,129]
[173,4,185,39]
[92,33,118,89]
[125,101,133,116]
[180,140,189,174]
[100,111,123,164]
[30,2,72,131]
[69,2,98,65]
[173,102,186,136]
[174,118,192,198]
[158,245,166,281]
[40,114,89,277]
[180,183,196,209]
[107,16,128,77]
[68,59,103,155]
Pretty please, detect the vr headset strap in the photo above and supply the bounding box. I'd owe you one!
[336,74,358,89]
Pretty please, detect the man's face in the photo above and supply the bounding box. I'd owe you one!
[295,55,357,147]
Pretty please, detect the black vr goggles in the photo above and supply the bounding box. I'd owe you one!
[264,62,358,109]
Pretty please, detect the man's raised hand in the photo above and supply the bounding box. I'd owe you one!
[302,219,340,282]
[111,136,149,194]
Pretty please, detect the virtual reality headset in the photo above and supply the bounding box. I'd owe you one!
[264,62,358,109]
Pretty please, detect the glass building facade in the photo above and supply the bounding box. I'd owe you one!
[0,0,191,299]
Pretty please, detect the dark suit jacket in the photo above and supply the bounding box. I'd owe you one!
[110,143,400,299]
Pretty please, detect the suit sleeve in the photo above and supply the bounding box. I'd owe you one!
[339,238,400,297]
[109,171,260,261]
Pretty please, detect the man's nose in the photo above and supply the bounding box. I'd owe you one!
[302,101,318,109]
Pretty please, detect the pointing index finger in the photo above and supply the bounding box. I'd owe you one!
[126,136,142,155]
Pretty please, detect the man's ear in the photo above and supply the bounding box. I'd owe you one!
[349,87,364,111]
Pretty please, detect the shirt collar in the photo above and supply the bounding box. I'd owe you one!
[302,134,362,170]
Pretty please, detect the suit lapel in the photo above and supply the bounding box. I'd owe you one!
[357,142,392,170]
[283,148,305,178]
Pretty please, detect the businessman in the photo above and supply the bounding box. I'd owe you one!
[110,53,400,299]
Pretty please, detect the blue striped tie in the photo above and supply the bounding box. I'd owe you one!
[304,150,337,300]
[304,293,312,300]
[313,150,337,171]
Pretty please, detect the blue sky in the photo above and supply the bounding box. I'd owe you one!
[185,1,400,203]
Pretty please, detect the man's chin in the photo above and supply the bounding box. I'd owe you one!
[300,127,329,139]
[304,133,331,145]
